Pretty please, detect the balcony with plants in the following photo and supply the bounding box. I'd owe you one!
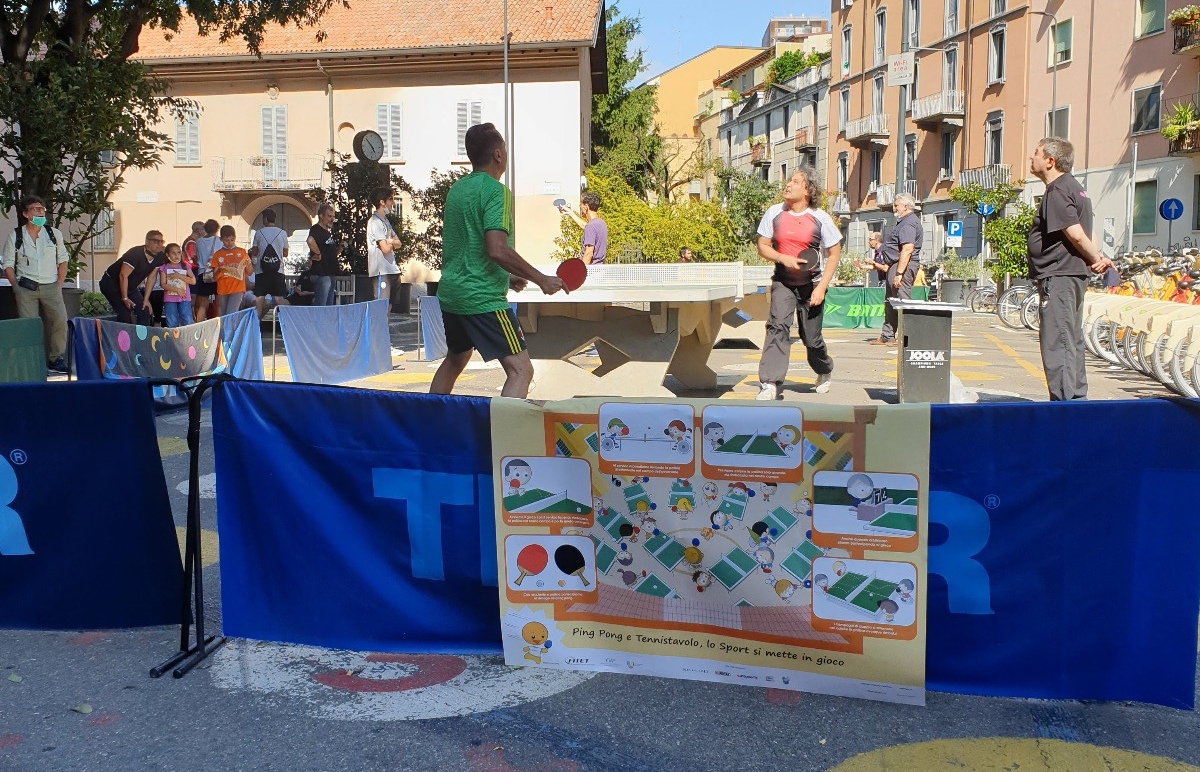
[1172,5,1200,55]
[749,136,771,166]
[1164,101,1200,155]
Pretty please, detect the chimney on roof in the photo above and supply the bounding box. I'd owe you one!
[545,3,554,21]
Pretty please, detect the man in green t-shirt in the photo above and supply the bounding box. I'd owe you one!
[430,122,566,398]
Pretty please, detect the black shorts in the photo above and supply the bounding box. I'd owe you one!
[254,272,288,298]
[442,307,526,362]
[192,267,217,297]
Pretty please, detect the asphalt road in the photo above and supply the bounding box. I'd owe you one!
[2,310,1196,772]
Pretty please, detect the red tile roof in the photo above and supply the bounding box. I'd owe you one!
[136,0,603,60]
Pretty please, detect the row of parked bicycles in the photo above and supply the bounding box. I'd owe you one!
[961,249,1200,395]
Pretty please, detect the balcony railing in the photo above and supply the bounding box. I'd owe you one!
[845,114,890,144]
[1169,126,1200,156]
[958,164,1011,188]
[900,179,918,198]
[911,90,965,123]
[876,182,896,207]
[1174,24,1200,55]
[787,61,832,90]
[751,143,772,165]
[830,191,851,214]
[211,156,325,191]
[944,14,958,38]
[795,127,817,150]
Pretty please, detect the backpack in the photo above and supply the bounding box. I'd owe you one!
[259,228,282,274]
[14,224,57,249]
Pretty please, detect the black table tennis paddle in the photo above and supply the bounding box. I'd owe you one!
[554,544,590,587]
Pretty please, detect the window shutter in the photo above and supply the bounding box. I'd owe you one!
[175,120,187,165]
[376,104,390,157]
[457,101,470,156]
[274,106,288,179]
[261,106,274,156]
[389,104,403,160]
[186,117,200,165]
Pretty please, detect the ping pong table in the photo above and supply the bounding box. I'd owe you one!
[509,263,745,399]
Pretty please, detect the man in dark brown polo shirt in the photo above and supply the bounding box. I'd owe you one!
[1027,137,1114,401]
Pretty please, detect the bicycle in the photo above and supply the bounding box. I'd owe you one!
[996,284,1035,329]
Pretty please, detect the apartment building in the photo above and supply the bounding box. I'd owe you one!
[762,17,832,47]
[646,47,763,201]
[829,0,1032,261]
[1025,1,1196,254]
[83,0,604,282]
[712,38,834,193]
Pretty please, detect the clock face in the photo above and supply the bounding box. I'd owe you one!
[355,130,385,162]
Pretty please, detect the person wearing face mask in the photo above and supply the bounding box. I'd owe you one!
[1,195,70,373]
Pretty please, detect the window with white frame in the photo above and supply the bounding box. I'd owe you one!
[1132,84,1161,133]
[174,115,200,167]
[783,105,790,134]
[874,9,887,67]
[1137,0,1165,37]
[988,25,1006,84]
[840,88,850,131]
[1046,106,1070,138]
[1133,180,1158,235]
[991,0,1006,16]
[907,0,920,47]
[985,114,1003,165]
[1050,19,1073,65]
[904,134,917,181]
[907,59,919,111]
[842,26,852,75]
[456,100,482,158]
[837,152,848,191]
[260,105,287,180]
[872,75,884,114]
[939,131,956,178]
[869,149,882,188]
[943,44,958,91]
[376,103,404,161]
[944,0,959,35]
[92,206,115,251]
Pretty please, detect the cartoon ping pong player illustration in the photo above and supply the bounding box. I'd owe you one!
[521,621,552,664]
[504,458,533,498]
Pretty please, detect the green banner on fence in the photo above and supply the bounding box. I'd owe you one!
[823,286,928,330]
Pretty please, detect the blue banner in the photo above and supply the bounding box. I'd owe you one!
[72,310,264,407]
[278,299,391,384]
[213,380,500,652]
[0,380,182,629]
[927,399,1200,709]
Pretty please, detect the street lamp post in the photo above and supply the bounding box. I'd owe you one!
[1030,10,1059,137]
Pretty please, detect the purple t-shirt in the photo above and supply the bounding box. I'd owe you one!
[581,218,608,265]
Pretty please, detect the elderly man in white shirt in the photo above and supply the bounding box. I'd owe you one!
[1,195,70,373]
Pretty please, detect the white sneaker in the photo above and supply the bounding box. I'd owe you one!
[756,382,777,401]
[814,373,832,394]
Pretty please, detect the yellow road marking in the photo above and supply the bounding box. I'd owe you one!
[984,332,1047,383]
[157,437,189,457]
[829,738,1199,772]
[175,526,220,568]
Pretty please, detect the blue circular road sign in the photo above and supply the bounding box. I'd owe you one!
[976,203,995,217]
[1159,198,1184,221]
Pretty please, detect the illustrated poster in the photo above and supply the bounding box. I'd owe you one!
[492,398,929,705]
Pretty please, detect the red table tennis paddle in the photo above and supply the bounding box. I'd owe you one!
[556,258,587,292]
[514,543,548,586]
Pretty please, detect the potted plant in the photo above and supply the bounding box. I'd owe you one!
[1162,102,1200,149]
[78,291,114,320]
[937,249,980,304]
[834,255,866,286]
[1170,5,1200,26]
[749,135,768,163]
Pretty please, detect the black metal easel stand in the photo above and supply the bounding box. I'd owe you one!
[151,375,227,678]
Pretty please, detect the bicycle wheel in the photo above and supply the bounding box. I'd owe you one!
[1111,326,1138,370]
[1123,330,1152,375]
[970,287,998,313]
[1089,319,1123,365]
[1170,339,1199,398]
[1153,334,1183,393]
[1020,292,1041,331]
[996,286,1031,329]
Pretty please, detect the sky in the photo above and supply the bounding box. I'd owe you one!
[614,0,832,83]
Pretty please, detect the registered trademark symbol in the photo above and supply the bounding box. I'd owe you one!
[984,494,1000,509]
[8,449,27,465]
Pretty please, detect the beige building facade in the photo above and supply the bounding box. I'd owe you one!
[75,0,604,286]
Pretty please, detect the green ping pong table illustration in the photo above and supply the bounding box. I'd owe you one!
[709,547,759,590]
[597,506,633,543]
[642,532,686,570]
[710,432,788,457]
[504,488,591,515]
[781,540,825,583]
[824,571,899,619]
[635,572,676,598]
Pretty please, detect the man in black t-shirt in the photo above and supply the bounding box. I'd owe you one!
[99,230,167,324]
[306,204,341,306]
[873,196,923,345]
[1027,137,1114,400]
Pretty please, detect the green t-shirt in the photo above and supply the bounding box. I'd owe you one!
[438,171,514,315]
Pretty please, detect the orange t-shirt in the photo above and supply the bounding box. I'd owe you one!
[212,246,250,296]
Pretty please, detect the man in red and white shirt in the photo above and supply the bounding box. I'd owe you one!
[755,168,844,400]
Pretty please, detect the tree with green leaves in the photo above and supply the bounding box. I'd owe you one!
[716,164,780,243]
[766,49,830,85]
[949,178,1032,282]
[0,0,340,277]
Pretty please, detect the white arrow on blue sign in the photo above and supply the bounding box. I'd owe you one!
[1159,198,1184,221]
